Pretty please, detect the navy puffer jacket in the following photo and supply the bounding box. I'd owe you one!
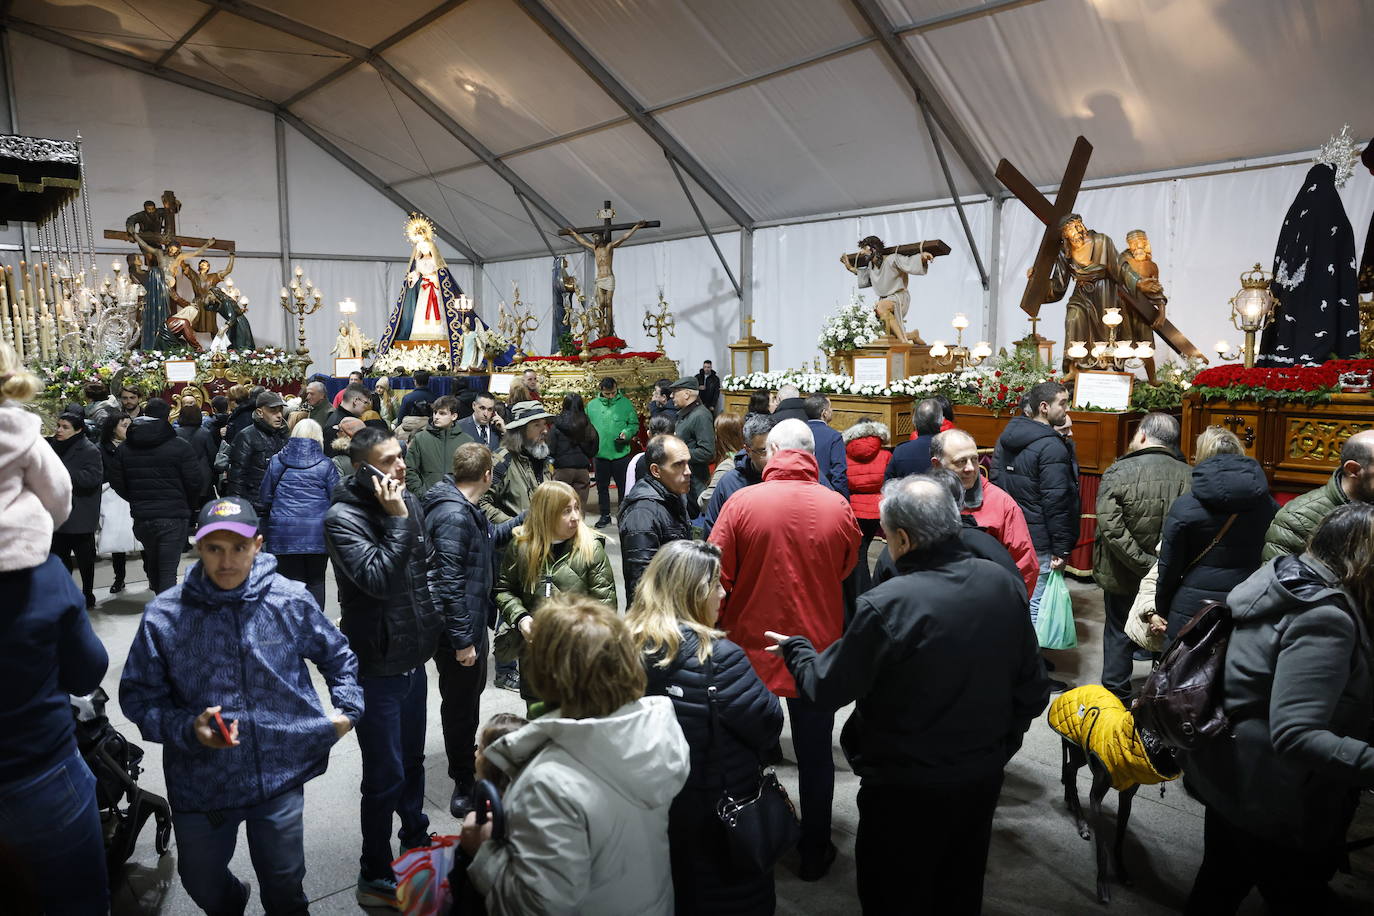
[261,438,340,556]
[991,416,1079,557]
[643,627,783,794]
[422,476,521,651]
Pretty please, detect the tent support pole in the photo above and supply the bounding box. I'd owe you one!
[275,116,293,346]
[665,153,741,300]
[919,101,988,290]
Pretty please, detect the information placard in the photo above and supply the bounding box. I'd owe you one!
[852,356,888,387]
[334,357,363,378]
[164,359,197,384]
[1072,370,1135,412]
[488,373,515,395]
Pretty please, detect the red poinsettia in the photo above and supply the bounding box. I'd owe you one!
[524,352,663,364]
[586,336,627,351]
[1191,359,1374,398]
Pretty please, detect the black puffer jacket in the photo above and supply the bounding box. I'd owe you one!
[51,436,103,534]
[1156,453,1277,638]
[223,402,256,445]
[991,416,1079,557]
[176,422,217,503]
[643,627,782,793]
[618,474,693,602]
[547,415,599,470]
[228,417,288,512]
[324,475,440,677]
[109,418,206,521]
[422,475,521,651]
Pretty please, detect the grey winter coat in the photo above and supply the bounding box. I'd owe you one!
[1183,554,1374,848]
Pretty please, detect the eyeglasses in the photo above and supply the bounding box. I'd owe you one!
[745,445,766,456]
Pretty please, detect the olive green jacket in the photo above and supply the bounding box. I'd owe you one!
[404,423,475,498]
[481,446,554,525]
[1092,446,1191,596]
[1262,469,1348,562]
[495,534,617,629]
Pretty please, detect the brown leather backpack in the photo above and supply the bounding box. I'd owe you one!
[1132,600,1233,749]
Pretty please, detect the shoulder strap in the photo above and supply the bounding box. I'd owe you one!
[1186,513,1239,572]
[701,651,727,790]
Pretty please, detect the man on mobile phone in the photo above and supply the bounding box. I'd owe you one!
[120,497,362,915]
[324,426,442,908]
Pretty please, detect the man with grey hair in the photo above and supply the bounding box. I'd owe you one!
[303,379,331,428]
[701,412,773,536]
[886,397,945,480]
[771,384,809,423]
[710,416,859,882]
[1093,411,1190,700]
[767,473,1048,912]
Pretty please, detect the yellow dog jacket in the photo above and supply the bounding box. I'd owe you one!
[1048,685,1178,791]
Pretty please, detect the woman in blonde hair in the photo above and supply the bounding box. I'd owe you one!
[260,417,339,607]
[495,480,615,709]
[1153,425,1277,638]
[627,540,782,915]
[460,595,688,916]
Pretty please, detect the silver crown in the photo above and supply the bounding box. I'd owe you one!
[1315,124,1359,189]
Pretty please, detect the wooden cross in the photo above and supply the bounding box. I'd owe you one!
[997,136,1203,361]
[843,239,951,268]
[557,200,661,245]
[103,189,235,252]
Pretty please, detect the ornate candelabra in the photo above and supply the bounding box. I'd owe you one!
[279,265,323,357]
[1064,307,1154,371]
[641,289,675,353]
[568,295,600,359]
[928,313,993,368]
[500,282,540,363]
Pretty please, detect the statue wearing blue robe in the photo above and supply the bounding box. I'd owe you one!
[378,264,489,369]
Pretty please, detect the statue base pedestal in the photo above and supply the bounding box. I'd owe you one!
[829,339,943,383]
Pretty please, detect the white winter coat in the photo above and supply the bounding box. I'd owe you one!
[0,403,71,571]
[469,696,691,916]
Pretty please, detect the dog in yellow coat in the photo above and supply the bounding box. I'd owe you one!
[1048,685,1180,904]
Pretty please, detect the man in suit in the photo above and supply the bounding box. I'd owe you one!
[457,392,504,450]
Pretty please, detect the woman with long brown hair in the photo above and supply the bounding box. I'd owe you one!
[698,412,743,512]
[548,392,599,507]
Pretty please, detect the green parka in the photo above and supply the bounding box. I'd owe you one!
[586,392,639,460]
[1092,446,1190,596]
[495,533,617,630]
[481,446,553,525]
[1262,468,1348,562]
[404,422,474,497]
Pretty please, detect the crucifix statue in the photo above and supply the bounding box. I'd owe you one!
[996,136,1203,380]
[839,236,950,345]
[559,201,660,338]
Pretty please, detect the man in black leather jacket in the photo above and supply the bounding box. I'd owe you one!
[323,426,440,907]
[227,391,288,512]
[422,443,521,820]
[618,435,694,602]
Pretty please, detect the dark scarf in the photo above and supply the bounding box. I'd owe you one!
[1256,164,1359,366]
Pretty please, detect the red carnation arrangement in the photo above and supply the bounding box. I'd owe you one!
[1190,359,1374,403]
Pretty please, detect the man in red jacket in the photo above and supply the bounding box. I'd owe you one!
[930,429,1039,597]
[709,418,861,881]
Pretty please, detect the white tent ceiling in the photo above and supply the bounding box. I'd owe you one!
[7,0,1374,265]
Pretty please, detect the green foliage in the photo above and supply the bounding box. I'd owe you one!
[558,332,577,356]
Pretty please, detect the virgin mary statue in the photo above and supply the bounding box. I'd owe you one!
[377,214,488,368]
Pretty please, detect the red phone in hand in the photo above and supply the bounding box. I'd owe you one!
[213,709,235,746]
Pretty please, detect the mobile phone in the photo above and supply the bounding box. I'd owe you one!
[212,709,235,746]
[358,462,388,491]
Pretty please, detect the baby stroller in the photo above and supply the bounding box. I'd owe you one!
[71,688,173,874]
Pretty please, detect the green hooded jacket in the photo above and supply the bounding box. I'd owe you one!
[586,392,639,460]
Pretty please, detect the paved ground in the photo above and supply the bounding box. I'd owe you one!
[84,502,1374,915]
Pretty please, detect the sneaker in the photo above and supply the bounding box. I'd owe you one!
[1048,678,1071,694]
[495,671,521,692]
[594,516,612,529]
[109,580,125,594]
[450,784,473,819]
[84,593,97,610]
[356,873,400,910]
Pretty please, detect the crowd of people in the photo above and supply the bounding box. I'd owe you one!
[2,339,1372,915]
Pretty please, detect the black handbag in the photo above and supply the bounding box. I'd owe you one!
[703,654,801,874]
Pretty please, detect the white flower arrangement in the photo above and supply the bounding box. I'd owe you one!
[371,344,451,376]
[817,290,885,353]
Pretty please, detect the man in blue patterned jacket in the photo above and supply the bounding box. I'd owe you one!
[121,496,362,915]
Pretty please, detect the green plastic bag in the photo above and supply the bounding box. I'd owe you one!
[1035,569,1077,650]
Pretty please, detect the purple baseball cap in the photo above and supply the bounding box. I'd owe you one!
[195,496,260,541]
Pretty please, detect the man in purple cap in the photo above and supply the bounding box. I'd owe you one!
[121,496,363,915]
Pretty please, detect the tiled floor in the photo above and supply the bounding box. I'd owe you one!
[82,508,1374,915]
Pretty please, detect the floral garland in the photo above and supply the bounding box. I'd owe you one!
[369,344,452,376]
[34,346,305,404]
[1189,359,1374,404]
[817,291,885,352]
